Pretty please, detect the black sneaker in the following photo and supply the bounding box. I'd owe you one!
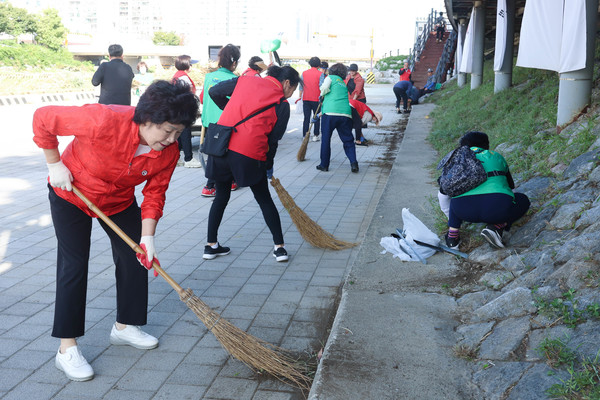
[444,233,460,250]
[316,165,328,172]
[350,162,359,173]
[273,247,289,262]
[203,244,230,260]
[481,225,505,249]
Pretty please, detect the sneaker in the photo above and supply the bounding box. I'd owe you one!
[273,247,289,262]
[177,151,185,167]
[201,186,216,197]
[312,135,320,142]
[231,181,238,191]
[110,324,158,349]
[351,162,359,173]
[481,225,505,249]
[203,244,231,260]
[316,165,328,172]
[444,232,460,250]
[55,346,94,382]
[184,157,202,168]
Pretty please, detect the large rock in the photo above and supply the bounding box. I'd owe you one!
[472,361,532,400]
[506,363,571,400]
[571,321,600,360]
[503,253,556,291]
[575,204,600,230]
[525,325,572,361]
[553,231,600,264]
[554,186,597,204]
[478,316,530,360]
[549,203,587,230]
[457,290,502,311]
[456,321,495,349]
[513,176,554,203]
[563,148,600,179]
[473,288,537,321]
[509,207,557,248]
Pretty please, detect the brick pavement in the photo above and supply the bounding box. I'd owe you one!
[0,85,401,399]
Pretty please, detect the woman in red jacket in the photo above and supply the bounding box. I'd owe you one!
[32,80,199,382]
[203,65,300,262]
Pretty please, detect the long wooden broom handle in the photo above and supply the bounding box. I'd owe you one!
[71,185,184,295]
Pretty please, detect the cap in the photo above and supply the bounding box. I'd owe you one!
[349,63,358,71]
[255,61,268,72]
[427,68,433,72]
[403,59,409,63]
[191,59,199,64]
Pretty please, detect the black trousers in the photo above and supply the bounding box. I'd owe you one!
[393,85,409,110]
[302,100,320,137]
[177,126,193,161]
[48,186,148,338]
[448,192,530,230]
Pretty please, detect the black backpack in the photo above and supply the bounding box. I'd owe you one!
[346,77,356,94]
[437,146,487,197]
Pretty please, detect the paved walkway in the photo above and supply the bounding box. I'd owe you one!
[0,85,408,400]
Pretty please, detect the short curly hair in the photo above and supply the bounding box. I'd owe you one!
[133,80,199,128]
[459,131,489,150]
[328,63,348,79]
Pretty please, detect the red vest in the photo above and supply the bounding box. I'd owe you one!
[301,67,321,101]
[172,70,196,93]
[219,76,284,161]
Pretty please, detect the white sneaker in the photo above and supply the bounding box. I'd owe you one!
[184,157,202,168]
[109,324,158,349]
[55,346,94,381]
[312,135,320,142]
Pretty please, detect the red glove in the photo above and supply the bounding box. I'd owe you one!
[136,236,159,277]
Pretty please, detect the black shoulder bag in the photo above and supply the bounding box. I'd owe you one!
[201,102,278,157]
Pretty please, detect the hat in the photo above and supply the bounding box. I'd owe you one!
[403,59,409,63]
[427,68,433,72]
[255,61,268,72]
[349,63,358,71]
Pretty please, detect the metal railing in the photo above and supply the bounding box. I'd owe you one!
[407,9,438,71]
[434,30,458,84]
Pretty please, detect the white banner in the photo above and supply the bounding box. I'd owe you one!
[516,0,587,73]
[458,7,475,73]
[494,0,508,71]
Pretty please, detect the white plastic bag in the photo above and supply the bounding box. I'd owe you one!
[380,208,441,262]
[295,99,303,114]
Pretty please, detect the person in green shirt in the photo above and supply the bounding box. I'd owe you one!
[444,131,530,250]
[200,44,241,197]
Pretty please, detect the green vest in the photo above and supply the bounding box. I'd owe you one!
[201,68,237,127]
[455,147,514,199]
[322,75,351,117]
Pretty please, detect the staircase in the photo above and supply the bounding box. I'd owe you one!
[411,31,450,88]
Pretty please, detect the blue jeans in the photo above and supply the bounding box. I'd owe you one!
[319,114,357,168]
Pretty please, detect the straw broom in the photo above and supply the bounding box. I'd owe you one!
[296,102,322,162]
[71,186,312,391]
[270,177,357,250]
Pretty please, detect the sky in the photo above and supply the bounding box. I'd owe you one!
[268,0,446,57]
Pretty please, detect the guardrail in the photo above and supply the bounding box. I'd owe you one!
[434,30,458,84]
[407,9,452,73]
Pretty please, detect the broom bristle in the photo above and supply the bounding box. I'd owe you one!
[271,177,357,250]
[179,289,312,391]
[296,132,310,161]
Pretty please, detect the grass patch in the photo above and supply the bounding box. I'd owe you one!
[537,336,577,369]
[546,352,600,399]
[533,288,600,328]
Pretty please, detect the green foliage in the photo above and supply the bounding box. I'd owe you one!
[546,352,600,399]
[533,289,600,328]
[0,43,88,69]
[537,336,576,369]
[0,3,37,37]
[34,8,66,51]
[376,55,409,71]
[152,31,181,46]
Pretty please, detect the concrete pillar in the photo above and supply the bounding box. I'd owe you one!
[457,19,467,87]
[494,0,515,93]
[557,0,599,126]
[471,1,485,90]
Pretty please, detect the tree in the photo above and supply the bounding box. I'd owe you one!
[152,31,180,46]
[0,3,37,38]
[34,8,66,51]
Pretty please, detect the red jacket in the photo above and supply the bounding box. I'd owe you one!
[242,68,261,77]
[301,67,322,102]
[349,98,375,118]
[32,104,178,220]
[218,76,284,161]
[172,70,196,93]
[345,72,366,101]
[399,68,411,81]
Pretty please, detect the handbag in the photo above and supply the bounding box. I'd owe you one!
[201,102,279,157]
[437,146,487,197]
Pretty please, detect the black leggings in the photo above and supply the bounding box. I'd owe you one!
[351,108,363,141]
[177,126,193,161]
[207,177,284,245]
[449,192,530,230]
